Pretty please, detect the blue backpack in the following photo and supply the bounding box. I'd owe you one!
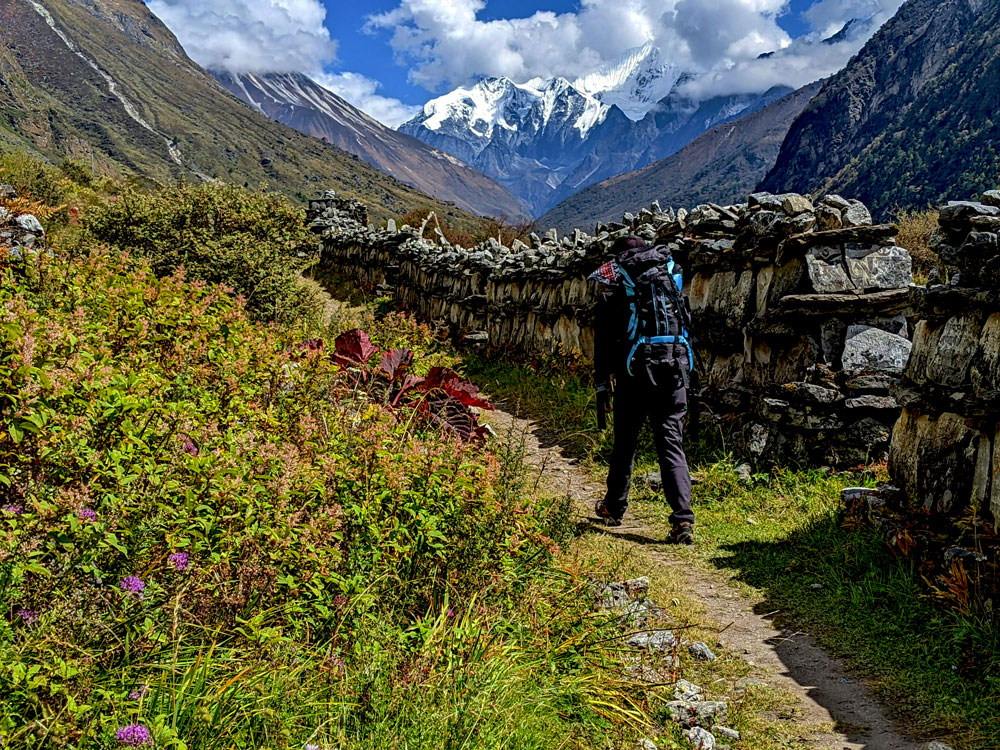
[616,245,694,388]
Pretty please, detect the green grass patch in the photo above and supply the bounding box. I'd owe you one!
[464,356,1000,749]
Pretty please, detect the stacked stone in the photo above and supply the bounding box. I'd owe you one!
[739,193,914,467]
[308,191,619,356]
[0,185,47,258]
[889,192,1000,527]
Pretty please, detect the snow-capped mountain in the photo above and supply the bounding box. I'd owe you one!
[400,45,789,216]
[575,43,683,120]
[214,70,531,220]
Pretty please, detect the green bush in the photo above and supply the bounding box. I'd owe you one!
[0,249,578,747]
[82,183,321,324]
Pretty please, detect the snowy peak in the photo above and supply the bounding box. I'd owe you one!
[400,44,796,216]
[412,75,610,148]
[407,43,686,153]
[575,43,683,121]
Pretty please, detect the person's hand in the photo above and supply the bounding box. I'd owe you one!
[596,381,613,430]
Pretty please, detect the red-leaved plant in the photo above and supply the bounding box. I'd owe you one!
[331,329,494,441]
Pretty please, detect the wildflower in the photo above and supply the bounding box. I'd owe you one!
[168,552,190,571]
[128,684,148,700]
[78,507,98,522]
[114,724,152,746]
[446,607,456,618]
[179,435,199,456]
[1,504,24,515]
[120,576,145,598]
[333,595,347,608]
[16,608,38,625]
[305,744,321,750]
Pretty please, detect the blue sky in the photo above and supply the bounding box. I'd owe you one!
[148,0,903,126]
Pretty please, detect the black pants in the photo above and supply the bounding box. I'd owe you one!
[604,379,694,526]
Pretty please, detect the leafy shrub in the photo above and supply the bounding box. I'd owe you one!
[83,183,320,323]
[0,152,64,207]
[0,249,559,746]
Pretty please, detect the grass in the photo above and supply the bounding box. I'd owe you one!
[460,355,1000,750]
[894,208,944,285]
[565,532,838,750]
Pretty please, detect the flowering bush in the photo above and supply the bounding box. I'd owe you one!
[0,248,553,746]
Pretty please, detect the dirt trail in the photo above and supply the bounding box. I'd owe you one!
[486,407,917,750]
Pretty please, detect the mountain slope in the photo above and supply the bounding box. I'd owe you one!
[759,0,1000,219]
[0,0,479,226]
[212,71,530,220]
[538,82,820,232]
[538,83,821,232]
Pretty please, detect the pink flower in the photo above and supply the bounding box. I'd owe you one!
[446,608,456,618]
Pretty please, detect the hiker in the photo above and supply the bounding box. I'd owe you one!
[589,236,695,544]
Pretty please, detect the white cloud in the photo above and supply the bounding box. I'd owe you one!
[367,0,902,100]
[146,0,419,127]
[804,0,905,37]
[314,72,421,128]
[366,0,793,91]
[147,0,337,73]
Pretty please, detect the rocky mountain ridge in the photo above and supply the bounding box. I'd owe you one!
[213,71,530,220]
[759,0,1000,219]
[0,0,478,226]
[539,82,824,233]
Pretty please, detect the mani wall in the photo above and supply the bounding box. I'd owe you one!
[311,186,1000,598]
[888,195,1000,529]
[309,190,915,471]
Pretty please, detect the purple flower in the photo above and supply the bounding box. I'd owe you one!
[120,576,145,597]
[115,724,152,746]
[333,595,347,608]
[128,684,148,700]
[305,744,321,750]
[168,552,190,571]
[2,504,23,515]
[446,607,456,618]
[16,608,38,625]
[179,435,199,456]
[78,507,98,522]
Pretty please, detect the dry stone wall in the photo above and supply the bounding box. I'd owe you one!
[310,189,914,469]
[889,194,1000,527]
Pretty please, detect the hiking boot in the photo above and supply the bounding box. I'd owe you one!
[594,499,623,527]
[669,522,695,545]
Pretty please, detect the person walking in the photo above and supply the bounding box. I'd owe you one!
[590,236,696,544]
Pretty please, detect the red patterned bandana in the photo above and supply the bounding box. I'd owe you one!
[589,260,619,286]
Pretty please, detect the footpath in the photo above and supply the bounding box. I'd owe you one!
[487,407,917,750]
